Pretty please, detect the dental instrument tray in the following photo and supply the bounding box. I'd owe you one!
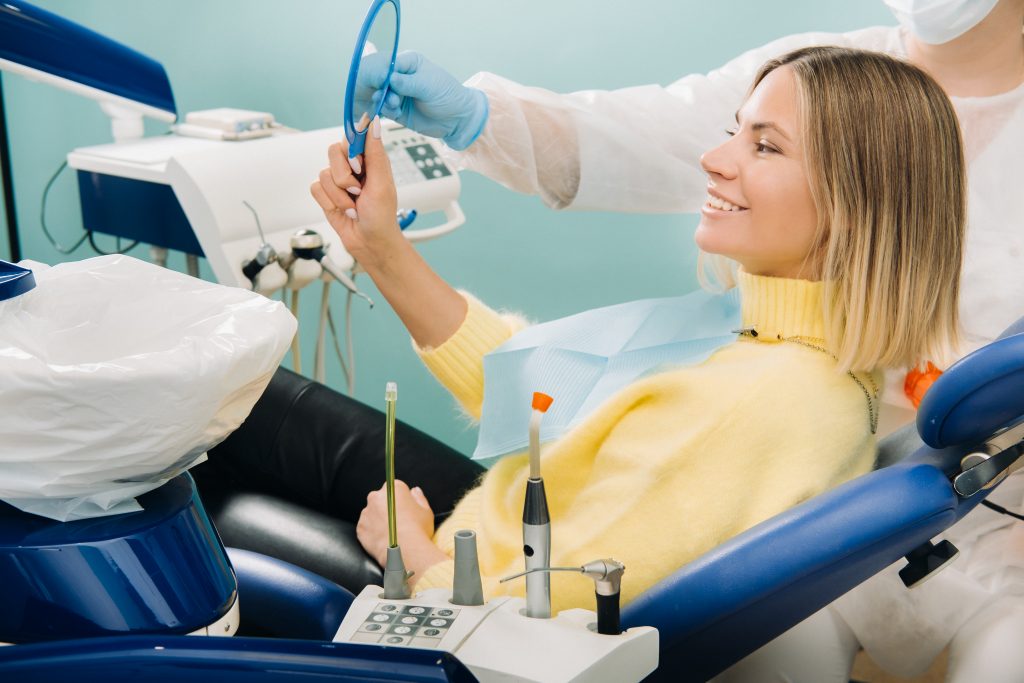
[333,586,658,683]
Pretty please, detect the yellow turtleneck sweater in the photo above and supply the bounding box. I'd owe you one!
[414,271,879,613]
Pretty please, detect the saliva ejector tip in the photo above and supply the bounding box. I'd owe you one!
[385,382,397,401]
[532,392,553,413]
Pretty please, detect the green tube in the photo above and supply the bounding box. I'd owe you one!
[385,381,398,548]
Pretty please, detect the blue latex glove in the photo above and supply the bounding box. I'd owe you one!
[356,50,488,150]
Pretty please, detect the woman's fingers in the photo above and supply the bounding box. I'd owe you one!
[310,181,339,215]
[410,486,433,513]
[312,174,358,227]
[317,168,353,212]
[327,142,363,195]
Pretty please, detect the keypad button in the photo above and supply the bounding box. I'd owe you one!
[400,616,418,625]
[372,614,390,622]
[380,605,397,612]
[423,628,441,637]
[393,626,412,635]
[386,636,404,644]
[408,607,426,615]
[365,623,382,632]
[428,618,449,627]
[436,609,454,617]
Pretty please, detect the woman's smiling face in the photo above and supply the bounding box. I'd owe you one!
[695,65,821,280]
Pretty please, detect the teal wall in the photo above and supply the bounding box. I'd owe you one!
[4,1,894,456]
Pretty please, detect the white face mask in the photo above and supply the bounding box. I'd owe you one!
[883,0,1000,44]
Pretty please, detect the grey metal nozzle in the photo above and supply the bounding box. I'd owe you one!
[382,545,413,599]
[581,559,625,597]
[451,529,484,606]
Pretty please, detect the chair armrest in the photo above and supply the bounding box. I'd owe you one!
[227,547,354,640]
[0,635,476,682]
[623,459,956,681]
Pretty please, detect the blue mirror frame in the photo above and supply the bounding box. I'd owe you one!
[343,0,400,160]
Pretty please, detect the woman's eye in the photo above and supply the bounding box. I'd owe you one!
[755,140,778,154]
[725,128,737,137]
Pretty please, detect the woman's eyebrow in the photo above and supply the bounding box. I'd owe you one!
[751,121,792,142]
[734,111,792,142]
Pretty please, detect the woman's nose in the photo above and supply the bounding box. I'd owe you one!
[700,139,737,180]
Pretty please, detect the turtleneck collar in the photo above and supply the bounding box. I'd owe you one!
[736,269,826,341]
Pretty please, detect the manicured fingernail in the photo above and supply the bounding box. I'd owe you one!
[372,116,381,139]
[347,186,362,196]
[345,208,358,221]
[348,155,362,175]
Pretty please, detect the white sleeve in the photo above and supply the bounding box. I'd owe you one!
[443,26,901,214]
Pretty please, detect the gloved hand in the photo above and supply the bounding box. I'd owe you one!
[355,50,489,150]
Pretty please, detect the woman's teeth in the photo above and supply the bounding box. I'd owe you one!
[706,194,746,212]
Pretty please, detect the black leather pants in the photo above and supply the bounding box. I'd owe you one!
[192,367,485,594]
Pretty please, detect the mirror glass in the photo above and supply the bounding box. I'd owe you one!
[345,0,399,154]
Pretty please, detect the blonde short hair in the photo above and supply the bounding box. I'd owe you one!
[701,47,966,372]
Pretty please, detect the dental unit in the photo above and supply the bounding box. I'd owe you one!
[331,385,659,682]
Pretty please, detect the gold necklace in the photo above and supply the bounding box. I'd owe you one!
[735,328,879,434]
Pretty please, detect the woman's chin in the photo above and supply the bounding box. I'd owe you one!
[694,223,729,256]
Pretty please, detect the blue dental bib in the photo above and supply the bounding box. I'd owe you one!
[474,288,742,460]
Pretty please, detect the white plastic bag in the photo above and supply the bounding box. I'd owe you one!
[0,255,296,521]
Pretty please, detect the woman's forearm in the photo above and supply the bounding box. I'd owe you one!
[361,236,468,350]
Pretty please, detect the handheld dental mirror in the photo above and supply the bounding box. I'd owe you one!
[344,0,400,177]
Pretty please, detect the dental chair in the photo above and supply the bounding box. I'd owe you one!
[1,318,1022,682]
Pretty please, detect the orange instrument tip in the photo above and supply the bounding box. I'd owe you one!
[532,392,554,413]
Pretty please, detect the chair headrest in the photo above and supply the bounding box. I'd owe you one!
[918,319,1024,449]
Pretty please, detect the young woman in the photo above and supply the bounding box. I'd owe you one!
[309,46,966,613]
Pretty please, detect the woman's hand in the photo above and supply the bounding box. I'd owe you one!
[310,115,468,350]
[310,117,403,271]
[356,479,450,577]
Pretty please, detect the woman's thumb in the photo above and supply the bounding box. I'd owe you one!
[363,117,393,184]
[411,486,431,511]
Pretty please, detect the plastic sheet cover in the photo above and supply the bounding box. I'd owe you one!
[0,255,296,521]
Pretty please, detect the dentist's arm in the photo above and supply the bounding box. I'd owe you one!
[310,119,467,349]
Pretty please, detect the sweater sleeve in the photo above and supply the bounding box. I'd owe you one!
[413,559,456,593]
[415,292,527,419]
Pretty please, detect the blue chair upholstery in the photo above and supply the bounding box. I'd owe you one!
[624,317,1024,682]
[0,635,476,682]
[0,474,236,643]
[227,547,354,640]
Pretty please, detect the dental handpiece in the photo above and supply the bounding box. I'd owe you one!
[524,392,554,618]
[501,558,626,635]
[289,229,374,307]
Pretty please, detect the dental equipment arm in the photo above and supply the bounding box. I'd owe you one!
[0,0,176,143]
